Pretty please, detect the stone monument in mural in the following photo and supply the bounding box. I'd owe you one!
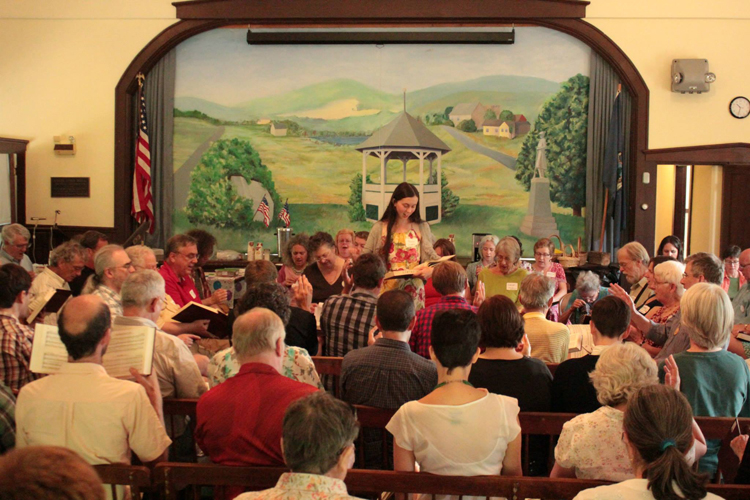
[520,132,559,237]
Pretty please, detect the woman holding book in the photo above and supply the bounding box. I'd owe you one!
[362,182,439,310]
[477,237,529,308]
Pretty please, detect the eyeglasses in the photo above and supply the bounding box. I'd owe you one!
[9,241,29,249]
[178,252,198,260]
[534,252,551,258]
[726,259,740,265]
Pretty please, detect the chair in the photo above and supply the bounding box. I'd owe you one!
[93,464,151,500]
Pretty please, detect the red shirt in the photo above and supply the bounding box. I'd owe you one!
[158,262,200,308]
[409,295,477,359]
[195,363,318,467]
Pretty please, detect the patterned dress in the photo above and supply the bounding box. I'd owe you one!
[381,229,426,311]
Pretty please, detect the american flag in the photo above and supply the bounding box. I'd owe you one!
[256,195,271,228]
[131,76,154,233]
[278,199,290,228]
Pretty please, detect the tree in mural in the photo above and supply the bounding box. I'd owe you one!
[185,138,282,228]
[499,109,516,121]
[457,119,477,133]
[347,172,372,222]
[440,171,460,218]
[484,109,497,121]
[514,74,589,216]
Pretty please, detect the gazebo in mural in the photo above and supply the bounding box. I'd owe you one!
[356,112,451,223]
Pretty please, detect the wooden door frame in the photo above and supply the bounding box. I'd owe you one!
[0,137,29,224]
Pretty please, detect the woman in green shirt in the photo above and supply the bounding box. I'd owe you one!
[478,236,529,308]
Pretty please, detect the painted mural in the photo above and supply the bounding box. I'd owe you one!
[173,27,591,257]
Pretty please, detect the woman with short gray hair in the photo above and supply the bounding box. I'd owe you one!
[559,271,609,325]
[466,234,499,293]
[235,392,361,500]
[477,237,529,308]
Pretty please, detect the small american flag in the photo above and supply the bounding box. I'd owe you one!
[131,75,154,233]
[278,199,290,228]
[256,195,271,228]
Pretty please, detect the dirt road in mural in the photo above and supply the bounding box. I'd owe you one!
[441,126,517,170]
[174,126,225,209]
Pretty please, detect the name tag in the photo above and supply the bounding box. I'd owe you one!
[189,290,197,299]
[506,282,519,291]
[546,272,556,278]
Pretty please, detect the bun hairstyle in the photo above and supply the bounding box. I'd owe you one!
[379,182,422,261]
[623,385,708,500]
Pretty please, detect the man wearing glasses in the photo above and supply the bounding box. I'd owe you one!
[159,234,227,309]
[0,224,33,275]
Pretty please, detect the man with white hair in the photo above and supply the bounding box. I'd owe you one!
[616,241,653,309]
[519,272,570,363]
[28,241,86,324]
[0,224,33,274]
[85,244,135,319]
[196,308,317,475]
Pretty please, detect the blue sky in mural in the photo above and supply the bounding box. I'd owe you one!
[175,27,590,105]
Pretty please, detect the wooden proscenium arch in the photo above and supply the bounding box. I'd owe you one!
[114,0,651,249]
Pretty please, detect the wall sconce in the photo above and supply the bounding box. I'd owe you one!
[671,59,716,94]
[54,135,76,155]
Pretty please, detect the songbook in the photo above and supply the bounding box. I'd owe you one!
[384,255,456,280]
[568,324,592,353]
[30,323,156,378]
[737,332,750,343]
[26,288,72,324]
[170,302,229,337]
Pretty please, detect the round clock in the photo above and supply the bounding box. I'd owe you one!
[730,96,750,119]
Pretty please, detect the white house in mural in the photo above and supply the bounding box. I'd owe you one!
[257,118,271,125]
[355,111,451,224]
[229,176,275,223]
[270,122,287,136]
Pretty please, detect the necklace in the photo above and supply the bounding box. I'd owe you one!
[290,266,305,275]
[434,380,474,389]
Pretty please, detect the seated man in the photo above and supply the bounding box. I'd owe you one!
[0,224,33,275]
[409,261,477,358]
[236,392,361,500]
[0,264,41,394]
[29,241,87,324]
[616,241,653,309]
[159,234,226,308]
[69,230,108,296]
[84,244,135,319]
[341,290,437,468]
[16,295,171,476]
[321,253,384,357]
[551,295,631,413]
[196,308,318,475]
[519,273,570,364]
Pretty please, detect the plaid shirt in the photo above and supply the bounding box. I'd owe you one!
[409,295,477,358]
[0,382,15,453]
[0,312,41,395]
[92,284,123,320]
[321,291,378,358]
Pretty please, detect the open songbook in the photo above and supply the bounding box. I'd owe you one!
[26,288,72,324]
[170,302,228,337]
[29,323,156,378]
[384,255,456,280]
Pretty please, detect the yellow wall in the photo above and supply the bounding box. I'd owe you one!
[654,165,676,252]
[689,165,723,255]
[1,1,748,232]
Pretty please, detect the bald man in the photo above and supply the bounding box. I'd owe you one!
[16,295,171,483]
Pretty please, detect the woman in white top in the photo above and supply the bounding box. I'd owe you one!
[574,384,723,500]
[386,308,522,498]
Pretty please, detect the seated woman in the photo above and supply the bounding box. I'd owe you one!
[303,231,347,304]
[335,228,356,261]
[559,271,609,325]
[636,255,676,319]
[477,237,529,308]
[552,343,658,481]
[721,244,745,300]
[657,234,683,262]
[573,385,720,500]
[424,238,457,308]
[466,234,499,294]
[387,308,522,496]
[277,233,312,288]
[640,260,684,357]
[659,282,750,476]
[531,238,568,322]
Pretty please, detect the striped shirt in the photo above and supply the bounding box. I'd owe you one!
[321,291,378,358]
[91,284,122,320]
[0,382,15,453]
[523,312,571,364]
[0,312,41,395]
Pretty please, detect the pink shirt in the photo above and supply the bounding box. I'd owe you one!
[159,262,200,308]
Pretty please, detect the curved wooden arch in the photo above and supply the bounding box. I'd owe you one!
[114,0,652,249]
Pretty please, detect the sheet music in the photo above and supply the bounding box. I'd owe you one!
[30,324,69,374]
[103,325,154,378]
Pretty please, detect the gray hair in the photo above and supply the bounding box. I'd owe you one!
[121,270,165,309]
[233,307,285,358]
[681,283,733,350]
[478,234,500,249]
[590,343,658,406]
[685,252,723,286]
[519,272,555,309]
[654,260,685,298]
[49,241,86,267]
[575,271,601,294]
[1,224,30,245]
[81,244,124,294]
[495,237,521,266]
[619,241,650,266]
[282,392,359,474]
[125,245,155,270]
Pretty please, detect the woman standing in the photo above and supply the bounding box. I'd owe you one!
[477,237,529,308]
[531,238,568,321]
[466,235,499,294]
[362,182,438,310]
[657,235,683,262]
[303,232,347,304]
[277,233,312,288]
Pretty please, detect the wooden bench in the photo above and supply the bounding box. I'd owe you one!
[150,463,750,500]
[93,464,151,500]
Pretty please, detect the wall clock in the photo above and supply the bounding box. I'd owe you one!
[730,96,750,119]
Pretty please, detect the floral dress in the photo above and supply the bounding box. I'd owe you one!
[381,229,426,311]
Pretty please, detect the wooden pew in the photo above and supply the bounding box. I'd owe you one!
[151,463,750,500]
[312,355,344,397]
[93,464,151,500]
